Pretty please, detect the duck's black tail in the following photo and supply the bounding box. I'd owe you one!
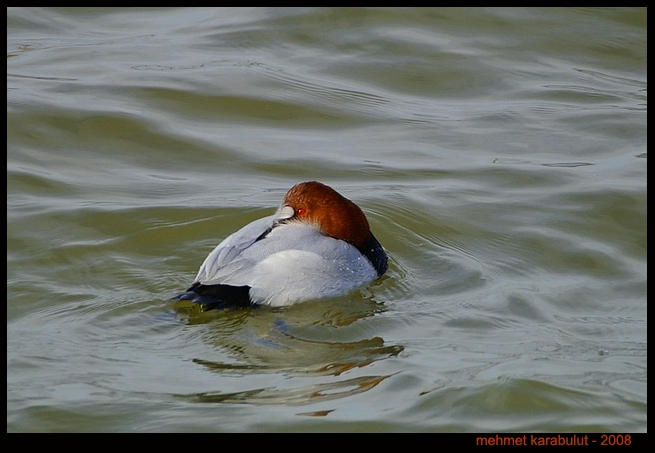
[173,282,252,310]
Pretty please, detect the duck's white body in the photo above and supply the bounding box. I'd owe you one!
[175,181,387,308]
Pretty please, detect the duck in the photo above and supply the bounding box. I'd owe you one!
[174,181,388,309]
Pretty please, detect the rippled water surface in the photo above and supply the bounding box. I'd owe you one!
[7,7,646,432]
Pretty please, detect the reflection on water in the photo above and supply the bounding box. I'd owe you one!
[172,296,403,405]
[182,374,393,406]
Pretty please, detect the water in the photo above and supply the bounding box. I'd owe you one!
[7,7,646,432]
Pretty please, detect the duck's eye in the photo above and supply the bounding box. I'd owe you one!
[297,208,307,216]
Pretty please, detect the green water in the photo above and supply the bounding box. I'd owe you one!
[7,7,646,432]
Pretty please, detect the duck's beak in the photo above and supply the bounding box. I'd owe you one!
[275,204,295,221]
